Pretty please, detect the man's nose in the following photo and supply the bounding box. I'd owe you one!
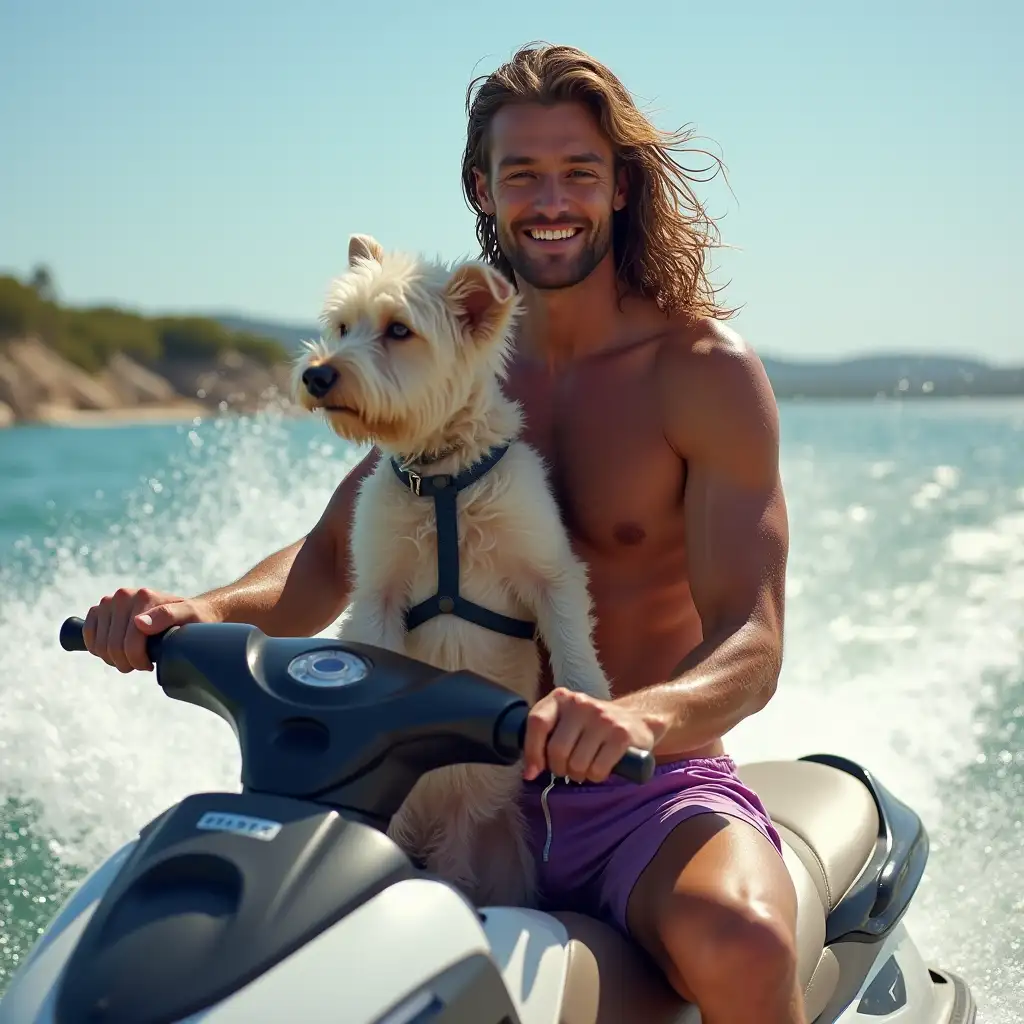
[532,176,571,218]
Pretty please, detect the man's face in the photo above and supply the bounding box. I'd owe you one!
[473,101,627,290]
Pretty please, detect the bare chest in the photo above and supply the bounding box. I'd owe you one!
[504,348,685,556]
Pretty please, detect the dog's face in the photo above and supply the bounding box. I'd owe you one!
[294,234,520,451]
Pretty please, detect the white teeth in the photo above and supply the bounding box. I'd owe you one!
[529,228,578,240]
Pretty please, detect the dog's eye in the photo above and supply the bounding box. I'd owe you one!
[336,323,348,337]
[384,322,411,341]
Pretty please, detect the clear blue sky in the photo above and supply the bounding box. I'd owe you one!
[2,0,1021,363]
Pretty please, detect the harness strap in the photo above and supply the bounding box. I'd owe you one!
[390,445,537,640]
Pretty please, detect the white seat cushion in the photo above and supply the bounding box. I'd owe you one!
[737,759,880,911]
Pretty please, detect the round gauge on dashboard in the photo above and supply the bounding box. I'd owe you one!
[286,649,370,688]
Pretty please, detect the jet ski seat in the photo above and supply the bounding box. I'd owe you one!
[552,756,883,1024]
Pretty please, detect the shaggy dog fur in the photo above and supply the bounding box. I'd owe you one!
[293,234,611,906]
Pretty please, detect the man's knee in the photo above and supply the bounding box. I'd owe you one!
[658,893,799,1000]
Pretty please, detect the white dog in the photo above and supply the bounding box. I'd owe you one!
[293,233,611,907]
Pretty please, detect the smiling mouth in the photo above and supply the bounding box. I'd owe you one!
[524,227,582,241]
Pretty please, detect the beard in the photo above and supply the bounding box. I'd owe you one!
[496,215,614,290]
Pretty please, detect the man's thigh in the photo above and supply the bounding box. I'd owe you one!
[624,812,799,1002]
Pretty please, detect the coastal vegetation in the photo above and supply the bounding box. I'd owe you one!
[0,266,293,427]
[0,267,287,373]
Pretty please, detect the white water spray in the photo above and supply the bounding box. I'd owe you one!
[0,403,1021,1018]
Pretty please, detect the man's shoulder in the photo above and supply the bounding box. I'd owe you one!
[654,316,780,476]
[656,315,765,383]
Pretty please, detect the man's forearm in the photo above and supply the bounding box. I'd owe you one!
[199,539,302,630]
[615,619,782,757]
[198,536,349,637]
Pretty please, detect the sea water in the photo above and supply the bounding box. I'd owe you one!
[1,399,1022,1018]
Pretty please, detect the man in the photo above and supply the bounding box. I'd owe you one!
[83,43,800,1024]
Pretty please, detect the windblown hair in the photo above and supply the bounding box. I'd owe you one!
[461,42,736,319]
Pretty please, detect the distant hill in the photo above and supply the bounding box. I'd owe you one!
[213,315,315,355]
[760,353,1024,399]
[209,314,1024,401]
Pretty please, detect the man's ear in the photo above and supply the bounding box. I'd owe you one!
[444,261,517,342]
[613,165,628,212]
[349,234,384,266]
[472,168,496,216]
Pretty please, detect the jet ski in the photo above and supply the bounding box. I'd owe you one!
[0,617,976,1024]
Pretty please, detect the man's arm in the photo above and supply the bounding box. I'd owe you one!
[84,446,382,670]
[85,446,383,673]
[198,447,381,636]
[616,323,789,756]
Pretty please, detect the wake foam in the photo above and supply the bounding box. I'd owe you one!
[1,404,1021,1017]
[0,409,362,871]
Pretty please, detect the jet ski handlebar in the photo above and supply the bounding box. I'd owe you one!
[59,616,655,821]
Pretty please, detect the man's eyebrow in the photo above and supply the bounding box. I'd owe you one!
[496,151,606,170]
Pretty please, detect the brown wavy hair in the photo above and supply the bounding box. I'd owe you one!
[461,42,736,319]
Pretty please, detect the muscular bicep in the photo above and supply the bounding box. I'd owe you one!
[683,458,788,638]
[662,328,789,638]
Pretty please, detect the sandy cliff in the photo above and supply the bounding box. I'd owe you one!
[0,336,295,428]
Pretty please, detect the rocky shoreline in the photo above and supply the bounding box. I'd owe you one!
[0,335,296,429]
[4,332,1023,431]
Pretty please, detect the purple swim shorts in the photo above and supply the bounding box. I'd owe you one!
[519,755,784,937]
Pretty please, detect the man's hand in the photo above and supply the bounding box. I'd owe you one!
[522,688,667,783]
[83,588,221,673]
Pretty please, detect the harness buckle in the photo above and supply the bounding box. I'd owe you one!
[405,470,423,497]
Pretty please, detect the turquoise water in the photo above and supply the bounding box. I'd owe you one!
[1,400,1023,1018]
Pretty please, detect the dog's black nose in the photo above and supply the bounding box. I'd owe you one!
[302,364,340,399]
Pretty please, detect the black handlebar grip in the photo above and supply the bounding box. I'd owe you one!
[59,614,167,665]
[60,616,88,652]
[614,746,657,784]
[493,703,656,784]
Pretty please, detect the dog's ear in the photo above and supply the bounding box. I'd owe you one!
[349,234,383,266]
[444,262,517,343]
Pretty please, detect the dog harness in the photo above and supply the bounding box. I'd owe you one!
[390,444,537,640]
